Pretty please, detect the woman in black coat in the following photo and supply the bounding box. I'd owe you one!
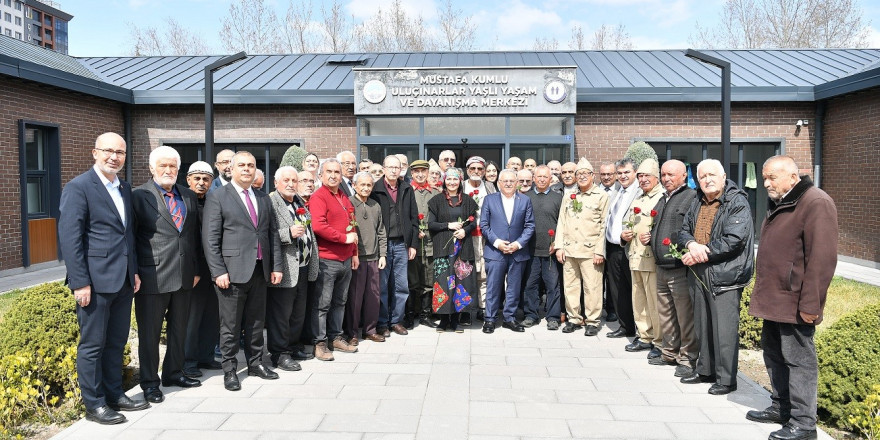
[427,167,479,332]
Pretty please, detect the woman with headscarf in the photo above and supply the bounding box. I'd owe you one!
[427,167,479,332]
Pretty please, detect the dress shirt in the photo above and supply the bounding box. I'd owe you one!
[93,164,126,226]
[493,193,522,250]
[153,181,186,221]
[384,179,399,202]
[605,183,640,245]
[230,181,258,217]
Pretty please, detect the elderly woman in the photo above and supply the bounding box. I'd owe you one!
[428,167,479,332]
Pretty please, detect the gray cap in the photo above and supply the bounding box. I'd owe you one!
[187,160,214,176]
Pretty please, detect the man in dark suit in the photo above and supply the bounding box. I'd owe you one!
[132,146,203,405]
[480,168,535,333]
[203,151,284,391]
[59,132,148,425]
[209,149,234,192]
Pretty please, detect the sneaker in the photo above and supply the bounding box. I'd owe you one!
[314,341,334,361]
[674,364,694,377]
[522,317,538,327]
[332,336,358,353]
[547,320,560,331]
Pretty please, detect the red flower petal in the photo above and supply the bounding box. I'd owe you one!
[662,237,671,246]
[570,194,576,199]
[650,209,658,217]
[633,207,641,214]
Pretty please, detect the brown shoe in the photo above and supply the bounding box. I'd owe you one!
[314,341,334,361]
[365,333,386,342]
[332,336,358,353]
[348,337,359,346]
[378,326,391,337]
[391,324,409,335]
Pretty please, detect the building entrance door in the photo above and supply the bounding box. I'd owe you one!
[426,145,503,169]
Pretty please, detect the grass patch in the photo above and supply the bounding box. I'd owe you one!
[0,288,26,324]
[819,276,880,333]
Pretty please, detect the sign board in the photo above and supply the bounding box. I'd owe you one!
[354,66,576,116]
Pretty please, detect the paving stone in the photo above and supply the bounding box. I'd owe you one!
[506,355,581,367]
[388,373,431,387]
[128,412,231,430]
[547,366,629,379]
[317,414,419,433]
[515,402,614,420]
[555,390,649,405]
[251,384,343,399]
[355,363,432,374]
[470,416,572,437]
[471,364,549,377]
[259,433,362,440]
[416,415,469,439]
[338,385,427,400]
[510,376,597,391]
[470,388,558,403]
[567,419,674,439]
[218,413,323,431]
[157,430,260,439]
[283,398,379,415]
[470,401,516,418]
[193,397,291,414]
[607,405,712,423]
[305,372,389,386]
[665,422,774,439]
[469,375,511,389]
[376,399,424,416]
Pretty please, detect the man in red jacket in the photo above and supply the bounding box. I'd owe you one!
[747,156,838,440]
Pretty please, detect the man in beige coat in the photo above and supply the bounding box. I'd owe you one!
[555,158,609,336]
[621,158,664,357]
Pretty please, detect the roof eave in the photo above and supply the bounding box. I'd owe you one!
[814,66,880,100]
[0,54,132,103]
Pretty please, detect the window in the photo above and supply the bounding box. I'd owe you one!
[15,31,21,39]
[43,15,50,27]
[14,0,21,10]
[4,29,11,36]
[4,13,11,22]
[3,0,10,7]
[15,16,21,25]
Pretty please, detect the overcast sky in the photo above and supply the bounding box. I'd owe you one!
[65,0,880,57]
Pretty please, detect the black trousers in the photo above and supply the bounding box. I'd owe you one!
[184,276,220,369]
[135,288,191,388]
[76,279,133,410]
[691,266,741,386]
[266,266,308,360]
[762,320,818,429]
[605,242,635,335]
[216,262,267,372]
[406,256,432,318]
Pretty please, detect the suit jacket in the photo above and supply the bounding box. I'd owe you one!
[132,181,201,295]
[202,183,283,284]
[209,177,224,192]
[59,168,138,293]
[268,191,320,287]
[479,192,535,263]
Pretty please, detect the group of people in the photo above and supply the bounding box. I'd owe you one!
[61,133,836,440]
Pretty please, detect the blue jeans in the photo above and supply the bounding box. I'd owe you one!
[523,256,561,322]
[379,240,410,327]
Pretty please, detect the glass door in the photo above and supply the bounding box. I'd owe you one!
[426,145,503,170]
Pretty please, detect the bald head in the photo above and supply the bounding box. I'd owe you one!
[660,159,687,193]
[762,155,800,201]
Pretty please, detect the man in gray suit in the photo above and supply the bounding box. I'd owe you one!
[203,151,284,391]
[132,146,203,405]
[59,132,147,425]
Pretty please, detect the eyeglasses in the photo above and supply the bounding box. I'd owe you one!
[385,166,401,170]
[216,160,231,166]
[441,158,455,162]
[96,148,126,157]
[341,161,356,166]
[517,179,531,183]
[468,166,484,171]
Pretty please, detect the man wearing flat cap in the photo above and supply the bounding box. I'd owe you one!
[406,159,440,328]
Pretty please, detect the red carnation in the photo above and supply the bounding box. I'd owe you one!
[662,237,671,246]
[473,189,479,195]
[296,207,306,216]
[469,192,475,197]
[467,215,475,222]
[633,207,641,214]
[570,194,576,200]
[348,207,355,214]
[418,213,425,220]
[650,209,657,217]
[548,229,555,237]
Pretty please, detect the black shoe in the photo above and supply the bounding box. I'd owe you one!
[402,317,415,330]
[769,423,818,440]
[291,348,315,360]
[85,405,126,425]
[562,322,583,333]
[224,371,241,391]
[584,325,600,336]
[143,386,164,403]
[680,373,715,384]
[108,394,149,411]
[502,321,525,332]
[546,320,560,331]
[708,382,737,395]
[378,327,391,337]
[162,375,202,388]
[606,328,628,338]
[522,317,538,327]
[482,322,495,334]
[419,316,439,328]
[197,360,222,370]
[746,407,790,425]
[647,347,662,359]
[183,366,203,378]
[674,364,694,377]
[459,313,472,327]
[605,312,618,322]
[625,339,653,352]
[476,309,485,321]
[274,355,302,372]
[648,356,676,366]
[248,365,280,380]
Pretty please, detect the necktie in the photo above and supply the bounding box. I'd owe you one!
[165,191,183,231]
[243,189,263,260]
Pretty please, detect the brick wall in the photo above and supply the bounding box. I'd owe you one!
[0,76,123,271]
[822,88,880,263]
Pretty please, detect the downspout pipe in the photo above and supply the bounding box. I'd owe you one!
[814,101,826,188]
[124,103,132,183]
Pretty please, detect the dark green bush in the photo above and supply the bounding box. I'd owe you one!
[738,280,762,349]
[817,302,880,428]
[623,141,658,168]
[280,145,309,171]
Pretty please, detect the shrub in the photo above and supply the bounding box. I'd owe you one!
[849,384,880,440]
[623,141,658,168]
[738,279,762,349]
[0,347,80,434]
[817,303,880,428]
[280,145,309,171]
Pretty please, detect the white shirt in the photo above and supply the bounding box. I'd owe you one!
[93,165,125,226]
[231,181,258,217]
[495,192,522,250]
[463,179,487,209]
[606,183,641,245]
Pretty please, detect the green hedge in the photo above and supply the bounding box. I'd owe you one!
[738,280,762,349]
[817,302,880,428]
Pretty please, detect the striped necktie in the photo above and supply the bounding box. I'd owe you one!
[165,191,183,231]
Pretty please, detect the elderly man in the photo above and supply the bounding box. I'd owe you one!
[678,159,754,396]
[210,149,234,191]
[556,159,608,335]
[395,153,410,182]
[547,160,562,180]
[506,156,522,171]
[621,159,664,357]
[605,158,641,339]
[183,161,222,379]
[359,159,374,173]
[597,161,620,322]
[516,169,533,193]
[294,169,319,352]
[371,155,419,336]
[746,156,837,440]
[309,159,359,360]
[438,150,456,172]
[203,151,284,391]
[480,169,535,333]
[59,133,146,424]
[553,161,577,193]
[649,160,698,378]
[463,156,496,321]
[406,160,440,328]
[266,166,319,371]
[369,163,384,182]
[523,158,537,172]
[345,171,387,343]
[253,169,265,191]
[132,146,202,405]
[337,151,358,196]
[523,165,564,330]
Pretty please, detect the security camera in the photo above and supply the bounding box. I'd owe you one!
[796,120,804,127]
